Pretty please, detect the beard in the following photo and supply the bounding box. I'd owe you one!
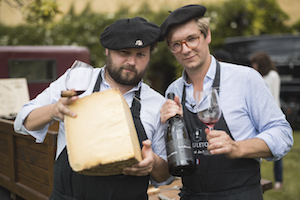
[105,53,149,86]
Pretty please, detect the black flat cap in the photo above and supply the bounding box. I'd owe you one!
[100,17,160,50]
[159,5,206,41]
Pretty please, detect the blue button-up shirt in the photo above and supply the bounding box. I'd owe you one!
[165,56,293,161]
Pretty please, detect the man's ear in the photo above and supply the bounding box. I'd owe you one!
[206,29,212,44]
[105,48,109,56]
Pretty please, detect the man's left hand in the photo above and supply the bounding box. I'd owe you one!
[122,140,154,176]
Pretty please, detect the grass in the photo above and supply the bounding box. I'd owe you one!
[261,130,300,200]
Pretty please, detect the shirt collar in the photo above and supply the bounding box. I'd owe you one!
[182,55,217,86]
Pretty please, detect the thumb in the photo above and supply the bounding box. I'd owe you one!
[141,139,152,158]
[174,95,183,117]
[174,95,181,106]
[205,128,211,140]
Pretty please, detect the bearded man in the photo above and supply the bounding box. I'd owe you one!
[14,17,171,200]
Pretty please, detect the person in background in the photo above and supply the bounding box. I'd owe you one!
[250,51,283,190]
[14,17,171,200]
[159,4,293,200]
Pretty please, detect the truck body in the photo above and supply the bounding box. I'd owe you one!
[217,34,300,128]
[0,46,90,99]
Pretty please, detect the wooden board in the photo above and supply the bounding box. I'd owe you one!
[149,178,273,199]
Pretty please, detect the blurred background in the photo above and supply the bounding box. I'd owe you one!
[0,0,300,199]
[1,1,300,126]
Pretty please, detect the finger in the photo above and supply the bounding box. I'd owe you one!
[174,96,183,115]
[122,163,151,175]
[210,146,228,155]
[205,128,212,140]
[141,140,153,162]
[142,139,151,147]
[123,167,150,176]
[160,100,180,123]
[206,130,224,142]
[66,95,79,104]
[212,142,223,149]
[174,96,181,106]
[61,105,77,118]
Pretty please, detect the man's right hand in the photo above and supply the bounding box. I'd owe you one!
[51,95,78,121]
[160,95,183,124]
[24,94,79,131]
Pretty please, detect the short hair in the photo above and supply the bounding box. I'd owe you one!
[195,17,210,38]
[250,51,277,76]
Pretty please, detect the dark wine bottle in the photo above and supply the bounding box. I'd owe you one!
[166,93,196,177]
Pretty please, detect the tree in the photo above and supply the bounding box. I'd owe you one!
[208,0,291,51]
[0,0,297,94]
[3,0,61,25]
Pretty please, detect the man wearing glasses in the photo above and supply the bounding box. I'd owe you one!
[159,4,293,200]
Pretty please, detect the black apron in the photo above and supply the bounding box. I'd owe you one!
[180,61,263,200]
[50,70,149,200]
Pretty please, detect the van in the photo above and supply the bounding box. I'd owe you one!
[216,34,300,128]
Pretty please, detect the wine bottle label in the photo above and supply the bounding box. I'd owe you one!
[167,139,194,163]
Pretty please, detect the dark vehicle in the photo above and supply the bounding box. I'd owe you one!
[217,34,300,129]
[0,46,90,99]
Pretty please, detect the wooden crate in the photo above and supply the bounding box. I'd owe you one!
[0,118,57,200]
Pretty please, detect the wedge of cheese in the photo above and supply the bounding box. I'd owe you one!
[64,88,142,176]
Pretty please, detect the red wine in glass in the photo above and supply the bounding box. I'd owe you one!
[61,60,93,97]
[75,90,85,95]
[195,88,221,155]
[197,106,221,130]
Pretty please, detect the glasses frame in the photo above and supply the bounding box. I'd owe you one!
[168,32,202,54]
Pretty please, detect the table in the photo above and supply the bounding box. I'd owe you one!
[148,178,272,200]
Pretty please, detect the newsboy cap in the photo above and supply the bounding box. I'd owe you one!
[159,5,206,41]
[100,17,160,50]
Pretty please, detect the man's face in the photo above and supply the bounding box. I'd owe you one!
[105,47,151,86]
[167,19,211,72]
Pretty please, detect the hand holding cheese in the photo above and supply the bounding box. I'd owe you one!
[123,139,154,176]
[64,88,143,176]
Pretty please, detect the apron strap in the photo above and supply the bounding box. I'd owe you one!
[130,88,148,148]
[180,60,260,194]
[92,70,102,93]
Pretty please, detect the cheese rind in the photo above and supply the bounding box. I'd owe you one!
[64,88,142,175]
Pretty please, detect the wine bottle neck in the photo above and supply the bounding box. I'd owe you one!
[167,114,183,122]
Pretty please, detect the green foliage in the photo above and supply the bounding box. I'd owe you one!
[0,0,299,93]
[292,19,300,32]
[207,0,291,50]
[24,0,62,25]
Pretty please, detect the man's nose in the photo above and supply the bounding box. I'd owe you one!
[127,55,136,65]
[181,43,192,54]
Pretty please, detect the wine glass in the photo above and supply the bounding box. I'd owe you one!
[195,88,221,155]
[61,60,93,97]
[195,88,221,130]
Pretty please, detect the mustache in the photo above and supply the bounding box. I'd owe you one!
[120,65,137,73]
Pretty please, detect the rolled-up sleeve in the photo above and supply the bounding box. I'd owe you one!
[14,101,50,143]
[247,70,294,161]
[14,74,66,143]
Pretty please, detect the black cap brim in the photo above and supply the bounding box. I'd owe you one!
[159,5,206,41]
[100,17,160,50]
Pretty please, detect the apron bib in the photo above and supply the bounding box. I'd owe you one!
[50,70,149,200]
[180,61,262,200]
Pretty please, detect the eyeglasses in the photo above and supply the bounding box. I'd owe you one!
[169,33,202,53]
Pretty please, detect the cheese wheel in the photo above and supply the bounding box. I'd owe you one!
[64,88,142,175]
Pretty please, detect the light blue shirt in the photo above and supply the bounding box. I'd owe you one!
[14,66,167,164]
[165,56,293,161]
